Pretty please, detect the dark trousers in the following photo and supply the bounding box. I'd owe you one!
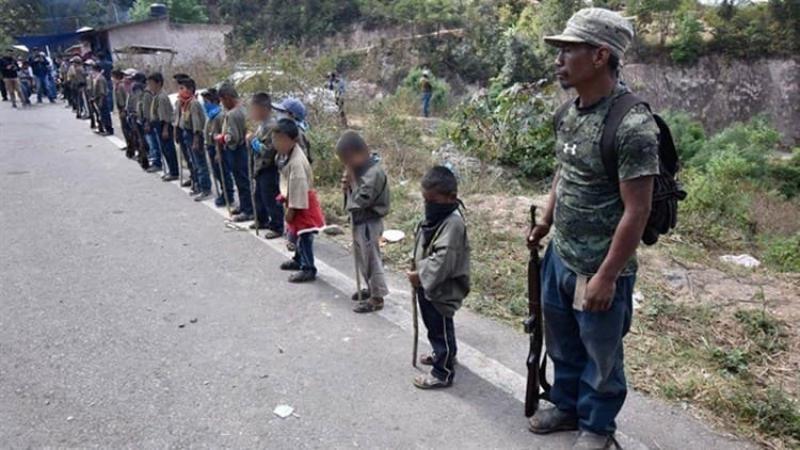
[254,167,284,233]
[417,288,457,382]
[182,130,211,193]
[0,78,6,100]
[153,122,178,176]
[176,127,195,185]
[222,145,253,215]
[120,113,133,151]
[290,232,316,274]
[208,145,234,204]
[541,244,634,435]
[98,101,113,133]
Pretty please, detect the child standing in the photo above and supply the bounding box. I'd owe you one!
[336,131,390,313]
[147,72,179,182]
[201,88,235,209]
[177,77,212,201]
[273,118,325,283]
[91,62,113,136]
[407,166,470,389]
[215,83,254,222]
[247,92,284,238]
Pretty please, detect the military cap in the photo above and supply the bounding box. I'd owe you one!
[544,8,634,60]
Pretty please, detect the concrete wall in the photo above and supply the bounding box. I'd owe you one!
[108,18,231,72]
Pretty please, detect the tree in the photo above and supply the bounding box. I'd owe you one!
[129,0,208,23]
[671,8,703,64]
[627,0,682,46]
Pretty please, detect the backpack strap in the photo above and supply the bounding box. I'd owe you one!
[599,92,649,182]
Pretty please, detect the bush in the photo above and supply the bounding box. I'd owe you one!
[398,68,450,113]
[762,233,800,273]
[689,118,780,179]
[662,110,706,162]
[449,83,556,180]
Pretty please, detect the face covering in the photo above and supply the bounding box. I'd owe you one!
[420,200,460,248]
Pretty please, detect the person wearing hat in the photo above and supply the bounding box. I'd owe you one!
[113,69,131,148]
[147,72,179,181]
[30,51,55,103]
[272,97,312,164]
[177,77,212,200]
[247,91,284,238]
[201,88,234,208]
[128,72,151,170]
[526,8,659,450]
[1,49,21,108]
[215,82,253,222]
[419,70,433,118]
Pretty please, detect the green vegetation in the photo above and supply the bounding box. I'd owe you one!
[129,0,208,23]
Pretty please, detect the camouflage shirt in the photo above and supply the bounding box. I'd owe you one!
[552,84,659,276]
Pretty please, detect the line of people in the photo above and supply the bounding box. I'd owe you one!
[100,66,471,393]
[1,47,58,108]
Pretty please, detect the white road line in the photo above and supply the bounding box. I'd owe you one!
[104,135,647,449]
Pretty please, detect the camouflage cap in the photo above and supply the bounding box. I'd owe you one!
[544,8,634,59]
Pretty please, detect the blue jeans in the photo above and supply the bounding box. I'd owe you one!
[290,232,316,274]
[145,124,161,168]
[98,101,113,133]
[222,145,253,215]
[417,287,457,382]
[152,122,178,176]
[254,167,284,233]
[207,145,234,204]
[35,74,55,102]
[541,244,634,435]
[422,91,432,117]
[182,130,211,193]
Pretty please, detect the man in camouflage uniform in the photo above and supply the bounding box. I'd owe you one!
[526,8,659,450]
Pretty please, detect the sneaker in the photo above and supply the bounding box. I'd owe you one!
[289,270,316,283]
[353,298,384,313]
[572,431,619,450]
[162,175,178,182]
[412,373,452,390]
[214,196,226,207]
[231,212,253,222]
[189,187,200,195]
[181,180,192,188]
[280,260,301,271]
[146,166,160,173]
[351,289,371,301]
[528,406,579,435]
[263,229,283,240]
[194,191,212,202]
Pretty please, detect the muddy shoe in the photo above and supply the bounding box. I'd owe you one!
[181,180,192,188]
[353,298,384,313]
[280,260,301,271]
[161,175,178,182]
[412,373,452,390]
[194,191,212,202]
[263,229,282,239]
[572,431,619,450]
[351,289,371,301]
[288,270,316,283]
[419,353,458,366]
[528,406,579,435]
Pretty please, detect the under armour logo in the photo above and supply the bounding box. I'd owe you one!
[562,143,577,155]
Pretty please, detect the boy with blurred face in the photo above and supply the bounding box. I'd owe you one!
[173,73,195,189]
[201,88,234,208]
[336,130,390,313]
[274,118,325,283]
[215,83,253,222]
[177,77,212,200]
[247,92,284,238]
[147,72,179,181]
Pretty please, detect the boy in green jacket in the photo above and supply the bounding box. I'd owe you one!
[336,130,390,314]
[407,166,470,389]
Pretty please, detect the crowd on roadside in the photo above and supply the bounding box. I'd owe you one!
[1,47,60,108]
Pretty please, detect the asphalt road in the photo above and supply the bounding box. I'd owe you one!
[0,101,754,449]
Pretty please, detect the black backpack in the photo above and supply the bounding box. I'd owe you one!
[554,92,687,245]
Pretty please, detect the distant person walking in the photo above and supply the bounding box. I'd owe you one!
[1,49,22,108]
[420,70,433,118]
[31,51,55,103]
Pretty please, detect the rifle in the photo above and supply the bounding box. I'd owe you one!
[524,204,551,417]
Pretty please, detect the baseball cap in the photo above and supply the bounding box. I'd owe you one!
[272,97,306,123]
[544,8,634,60]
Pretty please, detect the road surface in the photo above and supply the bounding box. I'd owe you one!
[0,101,753,449]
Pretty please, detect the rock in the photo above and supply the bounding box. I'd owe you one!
[273,404,294,418]
[632,291,644,310]
[719,254,761,269]
[382,229,405,243]
[178,323,186,328]
[189,318,198,324]
[323,225,345,236]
